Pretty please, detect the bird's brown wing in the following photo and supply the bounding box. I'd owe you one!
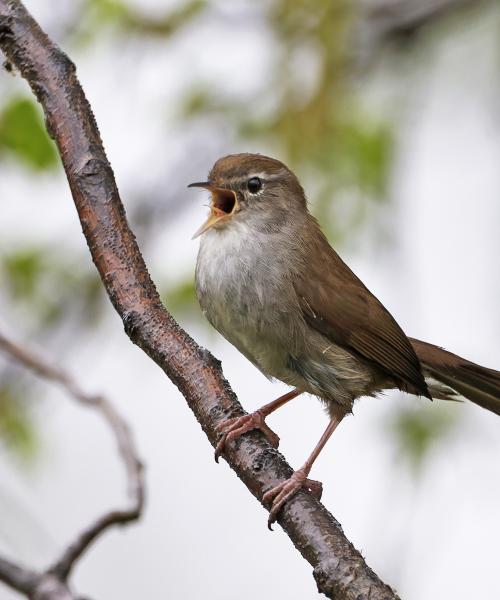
[294,236,430,398]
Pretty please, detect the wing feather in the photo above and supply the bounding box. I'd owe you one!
[295,225,430,398]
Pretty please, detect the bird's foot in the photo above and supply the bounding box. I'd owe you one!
[262,468,323,529]
[214,410,280,462]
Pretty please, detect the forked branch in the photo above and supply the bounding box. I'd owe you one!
[0,330,144,597]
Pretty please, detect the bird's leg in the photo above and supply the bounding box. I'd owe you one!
[263,413,343,529]
[215,388,302,462]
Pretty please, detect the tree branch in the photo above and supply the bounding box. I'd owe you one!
[0,329,144,596]
[0,556,37,595]
[0,2,399,598]
[359,0,487,53]
[0,555,80,600]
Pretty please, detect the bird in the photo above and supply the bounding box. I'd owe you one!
[188,153,500,527]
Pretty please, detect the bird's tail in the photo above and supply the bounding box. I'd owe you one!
[409,338,500,416]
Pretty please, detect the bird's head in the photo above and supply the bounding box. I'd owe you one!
[188,153,306,238]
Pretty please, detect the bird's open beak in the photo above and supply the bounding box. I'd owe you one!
[188,181,238,239]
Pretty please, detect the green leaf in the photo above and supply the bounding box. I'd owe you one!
[388,403,459,474]
[1,246,104,331]
[339,120,393,197]
[0,385,37,461]
[181,87,216,118]
[3,248,44,300]
[85,0,206,37]
[0,97,58,171]
[160,278,198,315]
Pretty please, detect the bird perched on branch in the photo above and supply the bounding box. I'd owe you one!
[189,153,500,527]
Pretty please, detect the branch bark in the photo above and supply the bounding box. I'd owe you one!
[0,2,399,598]
[0,558,79,600]
[0,556,37,596]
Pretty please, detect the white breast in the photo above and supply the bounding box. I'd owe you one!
[195,220,297,379]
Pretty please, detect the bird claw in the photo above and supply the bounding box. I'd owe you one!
[263,469,323,529]
[214,410,280,462]
[306,478,323,500]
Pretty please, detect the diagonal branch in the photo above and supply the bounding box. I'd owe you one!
[0,2,399,598]
[0,329,144,595]
[359,0,487,55]
[48,396,144,580]
[0,556,37,596]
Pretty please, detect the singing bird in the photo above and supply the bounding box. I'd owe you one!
[189,153,500,527]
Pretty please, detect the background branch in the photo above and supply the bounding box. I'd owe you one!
[0,556,37,596]
[0,329,144,598]
[358,0,486,64]
[0,1,399,598]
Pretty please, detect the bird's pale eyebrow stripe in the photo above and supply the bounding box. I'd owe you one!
[227,168,288,184]
[263,169,288,181]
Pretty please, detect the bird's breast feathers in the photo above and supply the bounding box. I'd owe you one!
[195,222,303,374]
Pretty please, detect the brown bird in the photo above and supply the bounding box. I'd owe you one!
[189,153,500,527]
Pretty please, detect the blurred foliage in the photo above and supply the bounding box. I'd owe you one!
[0,97,58,170]
[160,278,198,317]
[0,382,36,462]
[181,0,393,242]
[1,246,104,331]
[79,0,206,38]
[0,0,475,473]
[388,403,459,475]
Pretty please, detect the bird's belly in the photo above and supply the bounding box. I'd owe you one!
[195,226,375,409]
[196,227,295,379]
[199,273,291,379]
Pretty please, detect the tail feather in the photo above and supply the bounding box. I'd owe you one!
[409,338,500,416]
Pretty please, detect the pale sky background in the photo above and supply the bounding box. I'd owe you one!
[0,2,499,599]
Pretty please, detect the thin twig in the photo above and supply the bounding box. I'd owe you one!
[0,2,399,598]
[0,330,144,581]
[0,556,37,595]
[0,330,144,599]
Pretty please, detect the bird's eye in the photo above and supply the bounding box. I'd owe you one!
[247,177,262,194]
